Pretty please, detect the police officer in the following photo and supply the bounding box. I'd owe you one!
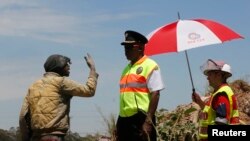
[19,53,98,141]
[116,30,165,141]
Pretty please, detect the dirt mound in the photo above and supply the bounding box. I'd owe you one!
[231,80,250,124]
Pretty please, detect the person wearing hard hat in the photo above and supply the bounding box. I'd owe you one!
[192,59,240,141]
[116,30,165,141]
[19,53,98,141]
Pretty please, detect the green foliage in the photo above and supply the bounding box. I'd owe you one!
[0,127,22,141]
[184,107,197,116]
[0,129,14,141]
[156,107,198,141]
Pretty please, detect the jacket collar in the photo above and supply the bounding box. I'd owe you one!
[44,72,61,77]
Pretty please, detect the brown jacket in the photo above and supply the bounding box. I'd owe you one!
[19,72,98,140]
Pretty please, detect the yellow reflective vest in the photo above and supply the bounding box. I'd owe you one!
[198,85,239,140]
[119,56,159,117]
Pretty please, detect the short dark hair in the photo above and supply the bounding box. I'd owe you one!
[44,54,71,73]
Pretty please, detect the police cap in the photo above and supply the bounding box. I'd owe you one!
[121,30,148,45]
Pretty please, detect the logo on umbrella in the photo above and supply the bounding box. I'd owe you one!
[188,32,205,44]
[188,32,201,40]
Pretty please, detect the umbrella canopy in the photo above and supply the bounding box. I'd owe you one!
[145,19,243,55]
[144,18,244,92]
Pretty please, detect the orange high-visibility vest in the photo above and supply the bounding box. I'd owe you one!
[198,85,239,140]
[119,56,159,117]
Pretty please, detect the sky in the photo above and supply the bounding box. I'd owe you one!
[0,0,249,136]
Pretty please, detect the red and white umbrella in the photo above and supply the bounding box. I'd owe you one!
[145,19,243,55]
[145,18,244,92]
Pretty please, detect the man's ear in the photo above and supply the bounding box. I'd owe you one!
[138,46,144,52]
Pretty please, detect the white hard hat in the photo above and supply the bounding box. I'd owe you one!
[200,59,232,78]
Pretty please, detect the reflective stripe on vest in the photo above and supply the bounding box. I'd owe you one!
[119,56,158,117]
[120,73,149,93]
[198,85,239,139]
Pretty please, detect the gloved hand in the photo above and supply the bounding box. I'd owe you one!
[192,92,205,109]
[192,92,201,103]
[84,53,96,71]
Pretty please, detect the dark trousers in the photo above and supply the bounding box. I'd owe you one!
[116,111,156,141]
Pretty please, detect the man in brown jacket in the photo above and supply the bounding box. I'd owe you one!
[19,53,99,141]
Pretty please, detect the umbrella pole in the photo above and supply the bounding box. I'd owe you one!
[184,50,195,93]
